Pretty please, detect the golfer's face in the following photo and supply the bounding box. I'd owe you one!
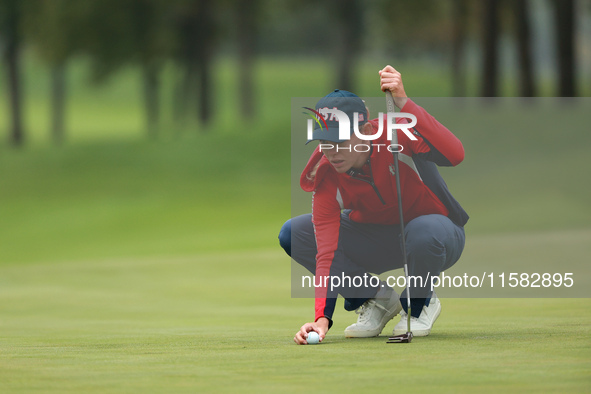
[320,135,369,173]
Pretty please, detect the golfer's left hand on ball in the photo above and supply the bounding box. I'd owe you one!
[379,65,408,109]
[294,318,329,345]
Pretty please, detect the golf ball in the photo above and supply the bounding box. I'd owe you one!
[307,331,320,345]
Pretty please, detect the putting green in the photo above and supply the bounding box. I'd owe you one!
[1,56,589,392]
[1,247,589,393]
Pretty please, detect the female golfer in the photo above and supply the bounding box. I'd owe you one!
[280,65,468,345]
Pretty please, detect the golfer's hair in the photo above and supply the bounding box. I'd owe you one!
[306,161,321,182]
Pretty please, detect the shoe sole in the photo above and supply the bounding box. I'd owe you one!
[392,300,441,337]
[344,300,402,338]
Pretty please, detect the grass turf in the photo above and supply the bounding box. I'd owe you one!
[0,249,589,393]
[1,55,590,392]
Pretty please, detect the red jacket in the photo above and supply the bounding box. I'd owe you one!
[299,99,466,324]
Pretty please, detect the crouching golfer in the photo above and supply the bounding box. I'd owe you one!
[280,65,469,345]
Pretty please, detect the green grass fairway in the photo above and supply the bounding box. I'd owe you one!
[1,247,590,393]
[1,56,590,392]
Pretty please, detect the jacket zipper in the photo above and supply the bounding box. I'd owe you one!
[347,157,386,205]
[350,175,386,205]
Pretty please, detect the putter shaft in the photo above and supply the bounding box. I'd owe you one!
[386,91,413,344]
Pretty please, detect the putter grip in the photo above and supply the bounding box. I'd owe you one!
[386,91,396,114]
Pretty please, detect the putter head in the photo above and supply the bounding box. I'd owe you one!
[387,332,413,343]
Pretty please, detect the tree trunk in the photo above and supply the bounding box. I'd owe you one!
[4,0,24,147]
[173,61,193,125]
[196,0,214,125]
[514,0,535,97]
[51,62,66,145]
[513,0,535,97]
[481,0,499,97]
[142,63,160,138]
[197,49,212,125]
[552,0,576,97]
[236,0,257,119]
[451,0,467,97]
[335,0,362,92]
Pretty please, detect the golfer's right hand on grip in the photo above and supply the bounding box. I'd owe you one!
[379,65,408,109]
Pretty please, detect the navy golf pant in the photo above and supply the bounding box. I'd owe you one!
[278,212,465,316]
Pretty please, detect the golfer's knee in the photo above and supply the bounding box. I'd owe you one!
[278,219,292,256]
[405,217,445,256]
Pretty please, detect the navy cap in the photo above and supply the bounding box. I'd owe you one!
[307,89,368,144]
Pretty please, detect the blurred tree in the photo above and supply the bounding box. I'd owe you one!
[25,0,83,145]
[331,0,363,92]
[170,3,196,124]
[127,0,170,137]
[374,0,451,93]
[257,1,328,57]
[551,0,576,96]
[50,63,67,143]
[512,0,536,97]
[451,0,468,97]
[170,0,219,128]
[376,0,449,54]
[282,0,365,92]
[481,0,500,97]
[60,0,170,137]
[193,0,215,125]
[235,0,259,119]
[0,0,24,147]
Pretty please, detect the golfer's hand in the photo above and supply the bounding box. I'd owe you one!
[379,65,408,109]
[294,318,329,345]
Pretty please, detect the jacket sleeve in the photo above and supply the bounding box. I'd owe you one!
[400,99,465,167]
[311,174,342,326]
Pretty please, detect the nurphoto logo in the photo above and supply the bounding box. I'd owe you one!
[304,107,418,153]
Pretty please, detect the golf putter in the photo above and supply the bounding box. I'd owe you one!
[385,91,413,344]
[387,263,413,343]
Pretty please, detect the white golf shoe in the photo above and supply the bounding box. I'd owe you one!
[344,286,402,338]
[392,294,442,337]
